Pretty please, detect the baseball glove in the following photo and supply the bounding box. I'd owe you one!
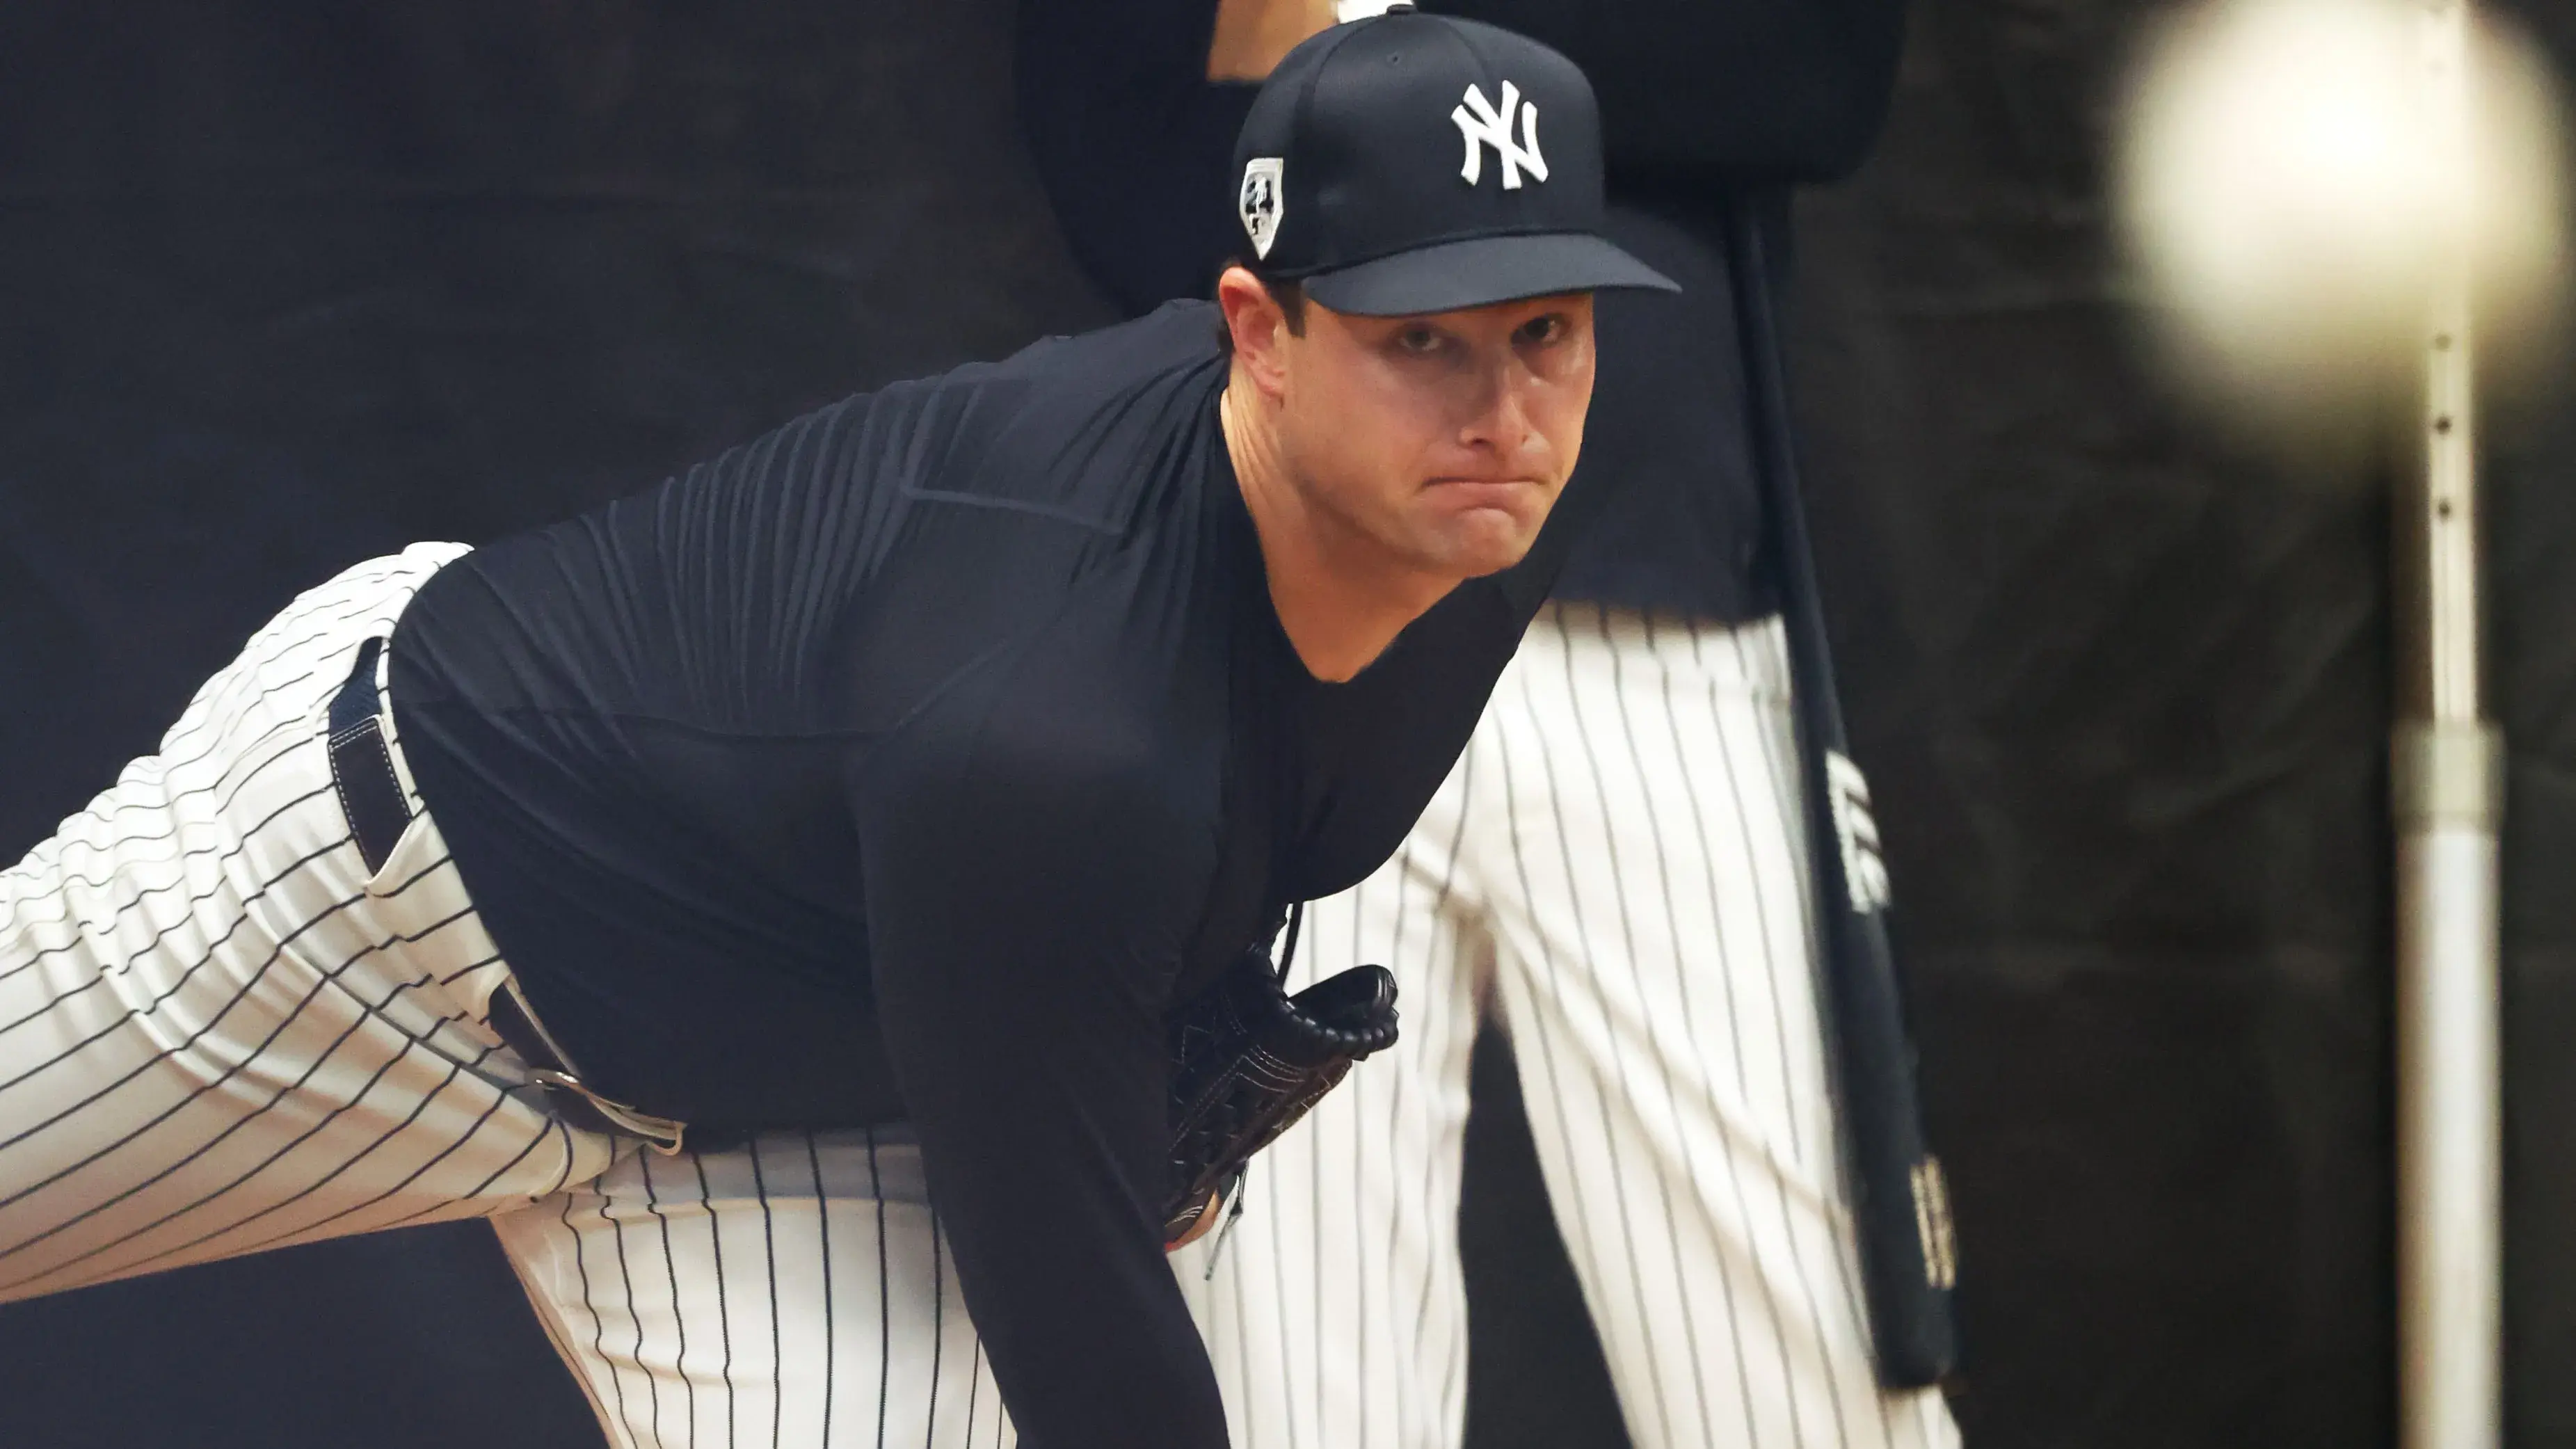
[1162,915,1398,1249]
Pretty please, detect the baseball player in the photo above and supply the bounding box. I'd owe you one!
[0,15,1675,1448]
[1023,1,1962,1446]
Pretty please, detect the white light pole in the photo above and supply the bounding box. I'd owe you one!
[2392,4,2502,1447]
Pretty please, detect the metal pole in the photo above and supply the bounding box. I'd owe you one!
[2394,3,2503,1445]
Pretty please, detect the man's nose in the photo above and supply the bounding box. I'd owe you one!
[1457,354,1539,452]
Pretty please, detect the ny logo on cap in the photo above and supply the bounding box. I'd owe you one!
[1239,157,1286,259]
[1451,81,1546,190]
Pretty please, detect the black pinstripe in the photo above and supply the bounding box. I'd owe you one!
[1490,698,1624,1382]
[1726,624,1878,1449]
[0,558,639,1400]
[1347,893,1371,1449]
[808,1130,838,1448]
[535,1116,584,1203]
[175,1060,517,1267]
[0,857,448,1209]
[751,1136,784,1449]
[358,947,511,1066]
[63,655,343,822]
[86,570,403,770]
[0,908,484,1286]
[0,754,330,953]
[692,1153,739,1449]
[1369,890,1405,1449]
[0,813,353,1036]
[1420,742,1480,1449]
[1727,629,1887,1449]
[1750,635,1900,1444]
[868,1126,890,1449]
[1654,624,1823,1446]
[495,1132,1038,1449]
[1175,609,1952,1449]
[570,1190,634,1438]
[1230,1182,1258,1449]
[1543,607,1688,1446]
[512,1199,623,1441]
[0,591,407,956]
[641,1153,698,1449]
[1701,627,1812,1166]
[1640,614,1777,1448]
[105,586,385,780]
[925,1208,945,1449]
[32,580,399,803]
[373,1098,556,1231]
[1689,621,1849,1449]
[1339,886,1396,1448]
[1310,1053,1325,1443]
[1595,609,1730,1448]
[0,906,466,1238]
[0,578,404,921]
[608,1146,661,1449]
[1267,1160,1302,1449]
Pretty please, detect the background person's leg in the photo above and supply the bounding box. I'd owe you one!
[495,1126,1013,1449]
[1172,746,1492,1449]
[1478,605,1958,1449]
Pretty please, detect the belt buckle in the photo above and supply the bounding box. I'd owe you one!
[496,977,689,1157]
[528,1068,689,1157]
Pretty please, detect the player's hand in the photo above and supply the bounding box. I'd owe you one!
[1206,0,1338,81]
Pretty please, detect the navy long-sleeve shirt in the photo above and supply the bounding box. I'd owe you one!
[388,302,1599,1448]
[1018,0,1903,621]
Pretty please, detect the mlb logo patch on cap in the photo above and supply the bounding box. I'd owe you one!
[1239,157,1286,259]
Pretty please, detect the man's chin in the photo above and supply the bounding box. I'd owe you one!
[1431,524,1542,580]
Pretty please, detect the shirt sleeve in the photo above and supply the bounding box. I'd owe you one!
[1016,0,1259,315]
[851,642,1229,1449]
[1418,0,1906,184]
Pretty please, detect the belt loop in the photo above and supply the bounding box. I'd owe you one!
[326,638,413,874]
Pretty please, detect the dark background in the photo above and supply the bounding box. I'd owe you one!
[2,2,2570,1446]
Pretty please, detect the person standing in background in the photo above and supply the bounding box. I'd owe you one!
[1019,3,1961,1447]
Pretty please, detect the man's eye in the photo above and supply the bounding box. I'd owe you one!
[1519,315,1567,346]
[1397,327,1444,355]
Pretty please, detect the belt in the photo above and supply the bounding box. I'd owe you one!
[326,639,687,1156]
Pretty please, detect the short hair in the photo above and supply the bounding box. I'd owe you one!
[1215,259,1307,346]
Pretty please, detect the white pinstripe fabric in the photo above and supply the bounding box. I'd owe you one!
[494,1128,1017,1449]
[0,548,1014,1448]
[0,544,614,1304]
[1174,603,1960,1449]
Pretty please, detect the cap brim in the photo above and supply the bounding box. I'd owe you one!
[1300,232,1680,317]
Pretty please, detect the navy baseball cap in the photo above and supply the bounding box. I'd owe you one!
[1231,7,1679,317]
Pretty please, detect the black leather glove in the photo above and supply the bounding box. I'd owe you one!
[1162,932,1399,1247]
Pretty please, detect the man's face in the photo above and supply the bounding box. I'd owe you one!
[1266,288,1596,584]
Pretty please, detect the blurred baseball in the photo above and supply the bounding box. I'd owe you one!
[2114,0,2570,429]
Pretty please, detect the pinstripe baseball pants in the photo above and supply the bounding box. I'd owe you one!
[0,547,1016,1448]
[497,1126,1018,1449]
[1172,603,1961,1449]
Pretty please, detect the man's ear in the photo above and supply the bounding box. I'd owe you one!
[1217,266,1293,399]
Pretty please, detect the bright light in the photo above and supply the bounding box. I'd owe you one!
[2113,0,2569,433]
